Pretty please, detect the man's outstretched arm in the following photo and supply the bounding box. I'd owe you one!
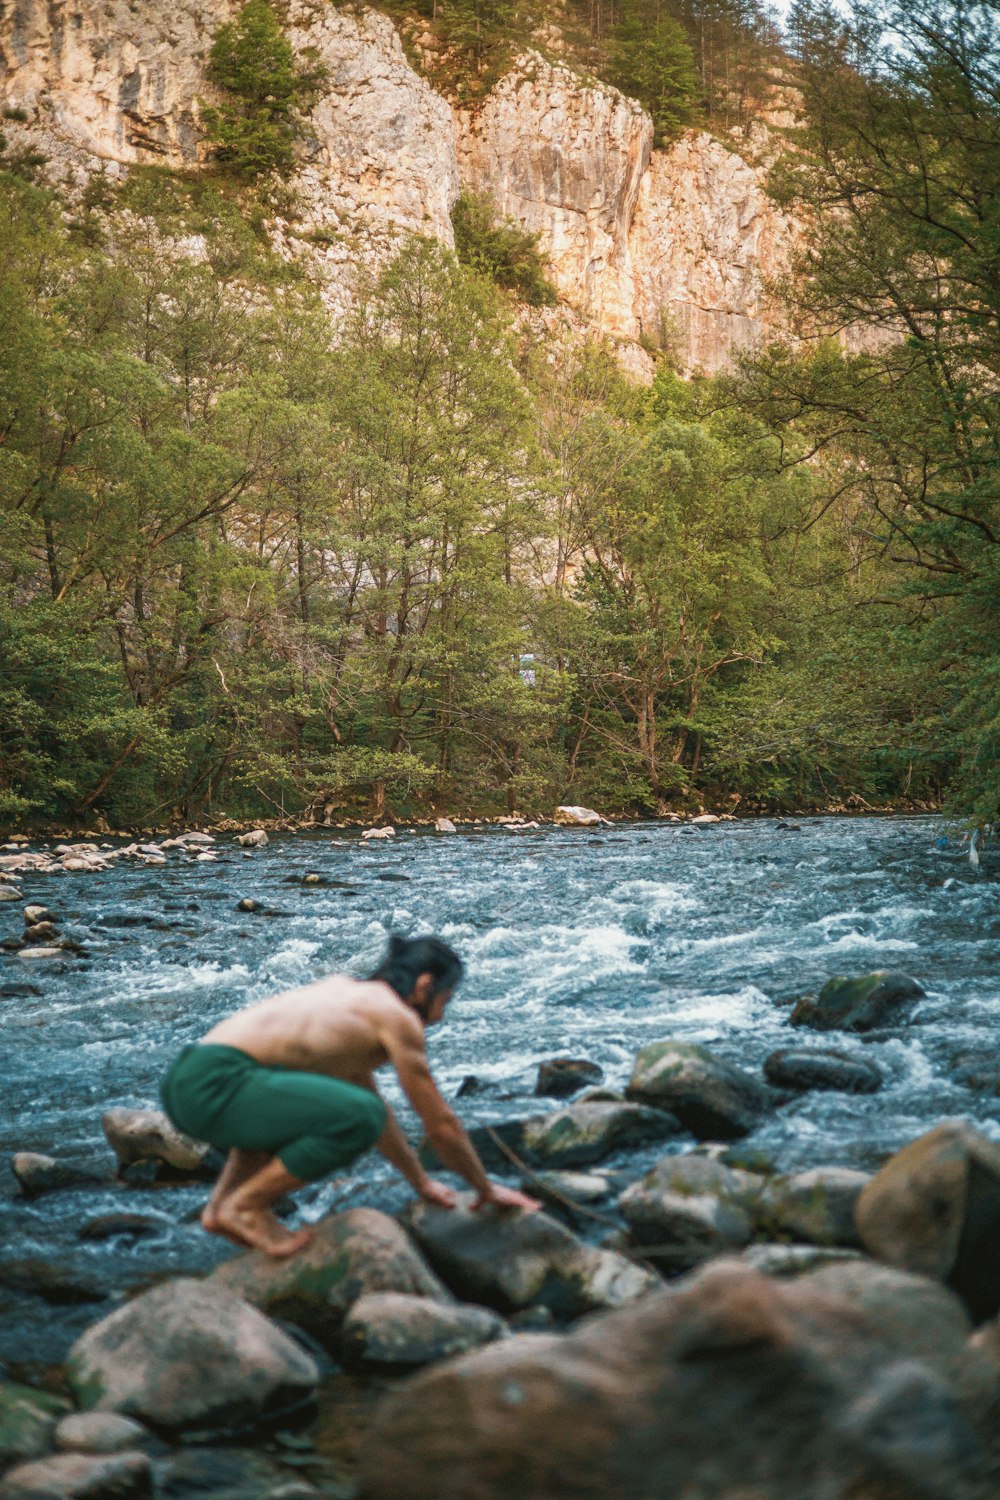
[366,1083,459,1208]
[382,1016,539,1211]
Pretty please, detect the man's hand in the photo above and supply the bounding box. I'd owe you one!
[472,1183,542,1213]
[418,1178,459,1209]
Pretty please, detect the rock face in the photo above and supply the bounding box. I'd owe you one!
[0,5,801,374]
[359,1259,994,1500]
[404,1199,657,1318]
[65,1278,318,1436]
[210,1208,449,1347]
[627,1040,772,1139]
[855,1121,1000,1322]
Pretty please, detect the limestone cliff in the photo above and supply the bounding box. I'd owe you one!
[0,2,798,373]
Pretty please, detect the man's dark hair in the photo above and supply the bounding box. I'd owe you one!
[369,933,463,1004]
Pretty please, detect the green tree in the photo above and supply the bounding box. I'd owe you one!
[607,2,701,144]
[202,1,314,178]
[451,192,556,305]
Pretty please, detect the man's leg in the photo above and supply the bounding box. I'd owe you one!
[212,1156,315,1258]
[202,1148,271,1245]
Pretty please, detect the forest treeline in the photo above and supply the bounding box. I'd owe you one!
[0,0,997,827]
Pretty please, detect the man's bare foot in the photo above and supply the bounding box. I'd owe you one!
[200,1202,251,1248]
[215,1202,315,1258]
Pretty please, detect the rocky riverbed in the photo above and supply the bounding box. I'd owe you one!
[2,815,1000,1497]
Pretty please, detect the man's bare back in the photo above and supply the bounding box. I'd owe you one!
[161,936,539,1257]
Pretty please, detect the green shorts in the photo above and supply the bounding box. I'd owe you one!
[160,1043,387,1183]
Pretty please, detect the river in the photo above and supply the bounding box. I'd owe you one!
[2,814,998,1370]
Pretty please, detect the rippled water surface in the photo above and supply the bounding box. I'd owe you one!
[3,815,999,1365]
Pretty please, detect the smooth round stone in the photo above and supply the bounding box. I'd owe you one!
[764,1047,883,1095]
[16,947,64,960]
[55,1411,149,1454]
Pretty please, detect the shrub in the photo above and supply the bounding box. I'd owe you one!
[451,191,557,305]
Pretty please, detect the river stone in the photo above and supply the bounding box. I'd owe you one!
[0,887,23,901]
[790,969,925,1032]
[22,906,52,925]
[758,1168,870,1247]
[855,1120,1000,1322]
[528,1170,615,1214]
[54,1412,149,1455]
[0,1450,152,1498]
[435,817,457,833]
[154,1446,317,1500]
[65,1278,318,1437]
[618,1154,763,1270]
[16,947,65,960]
[11,1153,106,1196]
[402,1197,657,1319]
[520,1102,681,1168]
[340,1292,506,1370]
[210,1208,449,1349]
[552,805,603,826]
[359,1259,992,1500]
[24,922,57,942]
[535,1058,604,1098]
[627,1040,772,1140]
[0,1381,70,1466]
[236,829,268,848]
[763,1046,883,1094]
[738,1244,865,1276]
[101,1108,215,1179]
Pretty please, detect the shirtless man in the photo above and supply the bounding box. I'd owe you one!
[160,934,539,1256]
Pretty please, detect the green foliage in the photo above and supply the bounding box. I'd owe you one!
[606,2,700,144]
[451,192,556,305]
[202,1,318,178]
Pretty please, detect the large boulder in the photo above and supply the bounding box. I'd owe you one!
[763,1046,883,1094]
[0,1382,70,1467]
[552,806,604,827]
[65,1279,319,1437]
[855,1120,1000,1322]
[210,1208,449,1348]
[627,1040,772,1140]
[790,970,925,1032]
[358,1259,994,1500]
[101,1108,216,1180]
[758,1167,870,1248]
[403,1198,657,1319]
[618,1154,762,1270]
[520,1102,681,1168]
[0,1451,152,1498]
[340,1292,505,1370]
[535,1058,604,1098]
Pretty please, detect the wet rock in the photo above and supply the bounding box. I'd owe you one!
[552,805,604,827]
[627,1039,773,1140]
[302,873,322,885]
[210,1209,448,1349]
[420,1119,527,1174]
[236,830,268,848]
[855,1120,1000,1322]
[758,1167,870,1247]
[154,1446,318,1500]
[54,1412,150,1455]
[24,906,54,925]
[738,1243,865,1276]
[359,1259,993,1500]
[434,818,457,833]
[0,887,24,902]
[0,1259,109,1305]
[690,813,720,824]
[520,1101,681,1168]
[101,1107,216,1180]
[534,1058,604,1098]
[763,1046,883,1094]
[0,1381,70,1467]
[577,1086,625,1104]
[65,1278,318,1437]
[528,1170,615,1215]
[455,1075,486,1098]
[340,1292,505,1370]
[618,1154,762,1270]
[16,947,65,960]
[236,898,260,912]
[24,922,57,943]
[77,1214,164,1243]
[11,1153,106,1196]
[362,826,395,839]
[0,1450,152,1498]
[790,969,925,1032]
[403,1197,657,1319]
[0,982,42,999]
